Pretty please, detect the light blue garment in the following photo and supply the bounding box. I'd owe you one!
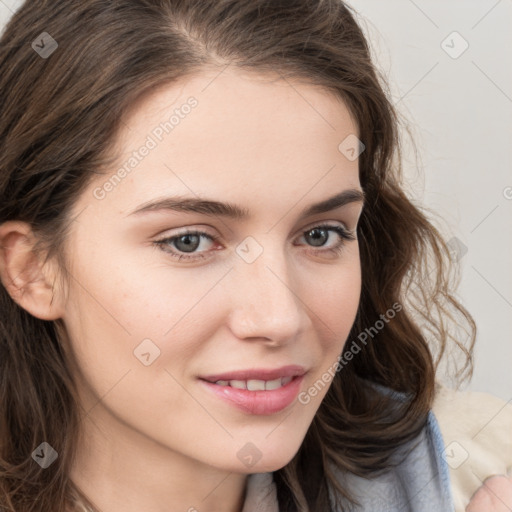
[328,409,454,511]
[242,381,455,511]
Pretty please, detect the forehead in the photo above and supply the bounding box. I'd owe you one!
[77,66,361,219]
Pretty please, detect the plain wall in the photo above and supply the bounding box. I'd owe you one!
[1,0,511,400]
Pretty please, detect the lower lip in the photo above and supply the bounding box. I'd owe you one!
[199,376,304,415]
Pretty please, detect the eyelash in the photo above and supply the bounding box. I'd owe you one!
[153,224,356,262]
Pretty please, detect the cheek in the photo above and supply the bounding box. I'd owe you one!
[61,256,232,451]
[62,251,231,388]
[70,238,227,331]
[304,251,361,345]
[297,253,361,404]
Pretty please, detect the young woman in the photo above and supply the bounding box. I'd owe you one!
[0,1,510,511]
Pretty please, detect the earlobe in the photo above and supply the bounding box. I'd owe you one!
[0,220,65,320]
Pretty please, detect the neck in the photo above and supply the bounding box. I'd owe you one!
[69,403,248,512]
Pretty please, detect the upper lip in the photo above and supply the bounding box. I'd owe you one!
[200,365,306,383]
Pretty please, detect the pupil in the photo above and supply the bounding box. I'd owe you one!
[307,228,327,247]
[175,234,200,252]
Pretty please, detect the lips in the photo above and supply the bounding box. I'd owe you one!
[198,365,306,415]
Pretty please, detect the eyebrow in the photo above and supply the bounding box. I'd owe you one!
[126,188,365,220]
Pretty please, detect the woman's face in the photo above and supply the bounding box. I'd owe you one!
[61,67,364,474]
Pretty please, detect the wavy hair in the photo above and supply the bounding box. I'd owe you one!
[0,0,475,510]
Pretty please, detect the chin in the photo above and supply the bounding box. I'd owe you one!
[235,444,302,474]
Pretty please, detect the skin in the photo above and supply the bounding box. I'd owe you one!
[0,67,365,512]
[466,474,512,511]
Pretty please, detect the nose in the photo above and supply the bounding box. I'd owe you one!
[225,243,311,346]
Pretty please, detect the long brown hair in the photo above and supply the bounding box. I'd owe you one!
[0,1,475,510]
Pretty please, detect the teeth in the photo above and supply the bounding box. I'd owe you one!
[264,378,282,390]
[247,379,266,391]
[213,377,294,390]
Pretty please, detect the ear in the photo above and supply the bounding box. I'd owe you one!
[0,220,66,320]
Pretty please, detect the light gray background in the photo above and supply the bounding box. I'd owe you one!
[1,0,511,400]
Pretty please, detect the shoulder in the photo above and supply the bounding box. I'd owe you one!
[432,382,512,512]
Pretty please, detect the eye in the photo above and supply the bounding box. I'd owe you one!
[153,230,219,261]
[295,224,356,257]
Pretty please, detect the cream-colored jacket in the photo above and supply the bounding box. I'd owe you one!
[432,383,512,511]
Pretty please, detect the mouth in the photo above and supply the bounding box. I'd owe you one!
[198,365,306,415]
